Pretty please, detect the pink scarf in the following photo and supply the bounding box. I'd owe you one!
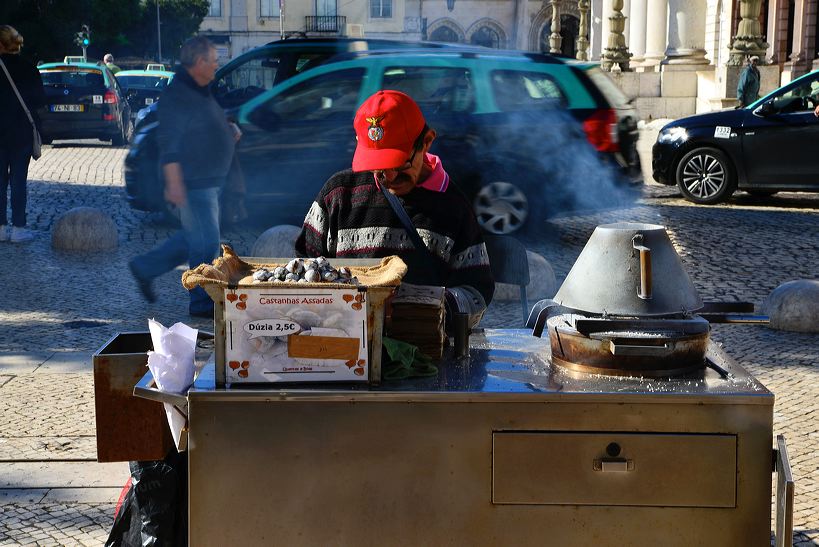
[417,153,450,193]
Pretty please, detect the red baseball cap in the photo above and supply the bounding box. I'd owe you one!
[352,90,426,172]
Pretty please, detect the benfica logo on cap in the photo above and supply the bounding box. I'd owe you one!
[366,116,384,142]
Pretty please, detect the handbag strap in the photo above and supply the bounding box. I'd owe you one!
[0,57,36,128]
[379,183,438,262]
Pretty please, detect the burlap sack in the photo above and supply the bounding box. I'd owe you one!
[182,244,407,292]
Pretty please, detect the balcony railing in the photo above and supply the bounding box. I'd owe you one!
[305,15,347,34]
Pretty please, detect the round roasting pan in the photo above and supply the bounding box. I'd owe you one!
[546,314,710,377]
[553,223,703,317]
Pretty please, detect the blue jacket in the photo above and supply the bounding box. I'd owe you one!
[737,64,761,107]
[157,67,234,189]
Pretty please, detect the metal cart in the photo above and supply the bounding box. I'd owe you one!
[135,328,794,546]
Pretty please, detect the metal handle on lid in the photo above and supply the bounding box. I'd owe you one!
[632,234,652,300]
[608,341,672,356]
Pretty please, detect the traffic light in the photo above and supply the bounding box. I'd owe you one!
[74,25,90,47]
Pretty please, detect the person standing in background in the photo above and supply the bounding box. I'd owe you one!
[0,25,44,244]
[103,54,121,74]
[737,55,761,108]
[129,36,238,318]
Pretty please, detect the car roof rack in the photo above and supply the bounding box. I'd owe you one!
[326,47,563,64]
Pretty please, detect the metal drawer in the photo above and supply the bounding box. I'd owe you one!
[493,431,736,507]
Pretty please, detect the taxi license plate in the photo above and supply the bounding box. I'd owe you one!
[51,104,84,112]
[145,98,154,105]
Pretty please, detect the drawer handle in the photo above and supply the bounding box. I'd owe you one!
[594,458,634,472]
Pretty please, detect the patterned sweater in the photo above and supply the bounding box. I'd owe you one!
[295,169,495,305]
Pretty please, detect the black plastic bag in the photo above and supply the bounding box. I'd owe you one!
[105,451,187,547]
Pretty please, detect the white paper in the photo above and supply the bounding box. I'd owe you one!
[146,319,198,394]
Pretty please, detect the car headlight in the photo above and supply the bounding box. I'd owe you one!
[657,126,688,144]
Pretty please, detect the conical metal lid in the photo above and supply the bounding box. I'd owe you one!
[554,223,703,316]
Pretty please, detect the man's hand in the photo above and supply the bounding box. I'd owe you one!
[229,122,242,142]
[163,163,186,206]
[814,103,819,117]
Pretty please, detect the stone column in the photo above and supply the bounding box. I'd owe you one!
[808,0,819,71]
[576,0,591,60]
[601,0,613,51]
[766,0,789,64]
[628,0,648,63]
[514,0,530,51]
[663,0,709,64]
[643,0,668,67]
[549,0,563,54]
[728,0,769,65]
[590,0,604,60]
[601,0,631,70]
[783,0,816,76]
[622,0,631,44]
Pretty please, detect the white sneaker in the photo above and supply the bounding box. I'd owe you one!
[0,225,8,242]
[10,227,34,243]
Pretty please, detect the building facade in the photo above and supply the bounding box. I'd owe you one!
[199,0,819,118]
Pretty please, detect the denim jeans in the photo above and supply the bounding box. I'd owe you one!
[0,144,33,227]
[132,186,221,314]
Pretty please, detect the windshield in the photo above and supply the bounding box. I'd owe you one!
[40,68,105,89]
[118,75,170,90]
[583,66,631,109]
[748,70,819,109]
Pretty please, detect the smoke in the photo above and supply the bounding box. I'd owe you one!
[438,106,637,223]
[238,84,638,231]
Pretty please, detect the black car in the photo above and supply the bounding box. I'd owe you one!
[125,38,486,217]
[129,38,467,131]
[37,61,132,145]
[125,41,641,234]
[652,69,819,204]
[116,69,174,121]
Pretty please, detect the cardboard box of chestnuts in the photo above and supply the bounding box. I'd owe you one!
[183,245,406,385]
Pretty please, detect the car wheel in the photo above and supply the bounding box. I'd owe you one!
[746,189,777,197]
[473,181,529,235]
[675,147,736,204]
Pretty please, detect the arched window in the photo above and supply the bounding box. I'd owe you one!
[540,15,579,58]
[470,26,500,48]
[430,26,460,43]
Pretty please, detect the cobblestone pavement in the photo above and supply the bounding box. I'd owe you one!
[0,139,817,545]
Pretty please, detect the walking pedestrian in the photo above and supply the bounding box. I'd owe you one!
[103,54,121,74]
[0,25,44,244]
[737,55,761,108]
[129,36,238,317]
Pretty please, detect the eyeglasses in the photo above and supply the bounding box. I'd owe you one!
[396,146,420,172]
[373,126,428,176]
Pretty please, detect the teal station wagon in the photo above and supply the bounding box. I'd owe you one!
[235,50,640,233]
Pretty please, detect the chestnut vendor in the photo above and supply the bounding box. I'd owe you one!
[295,90,494,323]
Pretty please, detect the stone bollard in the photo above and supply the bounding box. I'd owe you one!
[493,251,557,301]
[51,207,118,251]
[251,225,302,258]
[761,280,819,333]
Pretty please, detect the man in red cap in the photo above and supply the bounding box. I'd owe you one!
[295,90,494,322]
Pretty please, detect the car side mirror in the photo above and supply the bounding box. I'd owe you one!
[754,100,775,117]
